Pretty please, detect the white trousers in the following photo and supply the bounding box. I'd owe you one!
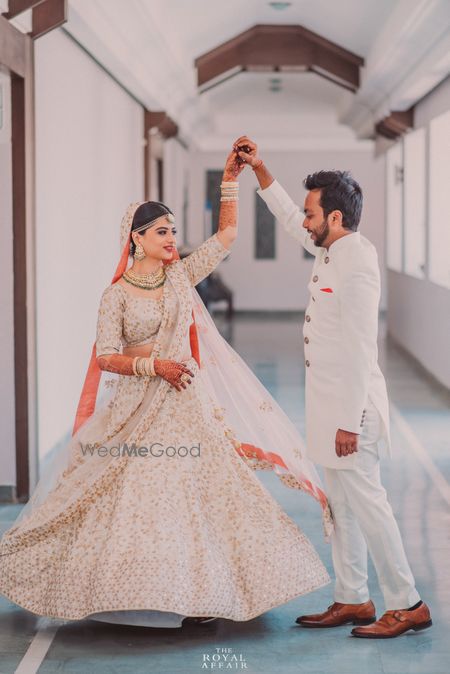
[323,400,421,611]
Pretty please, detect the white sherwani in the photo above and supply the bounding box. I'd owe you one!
[258,180,420,610]
[258,179,390,469]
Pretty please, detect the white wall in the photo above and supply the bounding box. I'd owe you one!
[388,272,450,388]
[387,76,450,389]
[163,138,189,244]
[188,148,385,311]
[35,29,144,460]
[0,69,16,486]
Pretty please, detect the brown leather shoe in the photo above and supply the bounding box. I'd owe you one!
[351,602,432,638]
[296,600,376,628]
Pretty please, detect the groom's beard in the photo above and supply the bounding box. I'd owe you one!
[313,219,330,247]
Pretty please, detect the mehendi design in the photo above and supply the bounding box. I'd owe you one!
[154,359,194,390]
[218,200,238,233]
[97,354,135,376]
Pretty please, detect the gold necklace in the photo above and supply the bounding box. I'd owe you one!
[122,266,166,290]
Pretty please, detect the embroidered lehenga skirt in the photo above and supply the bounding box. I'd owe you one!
[0,355,329,624]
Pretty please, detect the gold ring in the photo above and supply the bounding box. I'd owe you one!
[180,373,189,384]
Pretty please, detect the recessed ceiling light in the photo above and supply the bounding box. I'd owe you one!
[269,77,282,92]
[268,2,292,10]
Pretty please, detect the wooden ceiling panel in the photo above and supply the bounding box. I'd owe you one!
[195,25,364,92]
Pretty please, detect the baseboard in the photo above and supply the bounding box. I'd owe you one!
[0,485,18,503]
[387,333,450,400]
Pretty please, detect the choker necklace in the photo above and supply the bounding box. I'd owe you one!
[122,266,166,290]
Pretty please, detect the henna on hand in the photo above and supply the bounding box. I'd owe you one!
[218,199,237,233]
[232,136,274,190]
[233,136,259,168]
[223,146,246,180]
[219,147,242,235]
[154,359,194,391]
[97,353,135,376]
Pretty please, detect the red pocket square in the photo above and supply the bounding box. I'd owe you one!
[320,287,333,293]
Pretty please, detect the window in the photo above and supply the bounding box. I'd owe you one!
[386,142,404,272]
[205,170,222,238]
[404,128,426,278]
[429,109,450,288]
[255,189,276,259]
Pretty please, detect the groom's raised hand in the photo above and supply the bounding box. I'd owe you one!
[233,136,274,190]
[335,429,359,457]
[233,136,261,169]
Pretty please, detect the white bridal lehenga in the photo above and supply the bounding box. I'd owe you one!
[0,206,332,628]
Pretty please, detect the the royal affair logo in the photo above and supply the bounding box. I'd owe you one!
[201,647,248,669]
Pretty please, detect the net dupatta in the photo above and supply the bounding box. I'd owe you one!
[191,288,333,538]
[68,203,332,539]
[71,203,200,437]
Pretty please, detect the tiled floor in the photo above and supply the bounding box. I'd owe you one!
[0,313,449,674]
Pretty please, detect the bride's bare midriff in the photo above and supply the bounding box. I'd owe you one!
[122,343,191,362]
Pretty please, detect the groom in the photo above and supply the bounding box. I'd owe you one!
[235,136,432,639]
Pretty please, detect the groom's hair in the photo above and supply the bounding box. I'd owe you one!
[303,170,363,231]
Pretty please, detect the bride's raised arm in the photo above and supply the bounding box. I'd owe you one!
[181,146,245,287]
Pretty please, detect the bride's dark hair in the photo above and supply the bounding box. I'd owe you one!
[130,201,174,256]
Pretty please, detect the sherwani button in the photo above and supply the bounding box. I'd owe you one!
[312,296,316,302]
[313,275,318,282]
[304,337,309,344]
[305,360,310,367]
[325,256,330,264]
[305,315,311,322]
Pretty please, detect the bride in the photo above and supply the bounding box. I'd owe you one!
[0,146,332,628]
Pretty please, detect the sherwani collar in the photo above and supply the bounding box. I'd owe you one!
[327,231,360,255]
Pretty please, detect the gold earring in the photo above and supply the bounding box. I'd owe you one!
[134,241,146,261]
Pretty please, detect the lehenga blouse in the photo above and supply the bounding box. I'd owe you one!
[95,232,231,359]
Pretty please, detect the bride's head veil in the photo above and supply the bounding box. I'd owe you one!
[8,202,332,538]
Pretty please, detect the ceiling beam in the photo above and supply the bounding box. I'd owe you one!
[2,0,46,20]
[144,110,178,139]
[0,14,27,75]
[375,108,414,140]
[195,24,364,93]
[30,0,67,40]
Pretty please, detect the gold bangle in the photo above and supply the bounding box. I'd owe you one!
[149,355,156,376]
[132,356,139,375]
[135,357,143,376]
[135,356,156,377]
[143,358,151,376]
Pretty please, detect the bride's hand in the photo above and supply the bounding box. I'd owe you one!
[154,359,194,391]
[223,146,246,181]
[233,136,262,169]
